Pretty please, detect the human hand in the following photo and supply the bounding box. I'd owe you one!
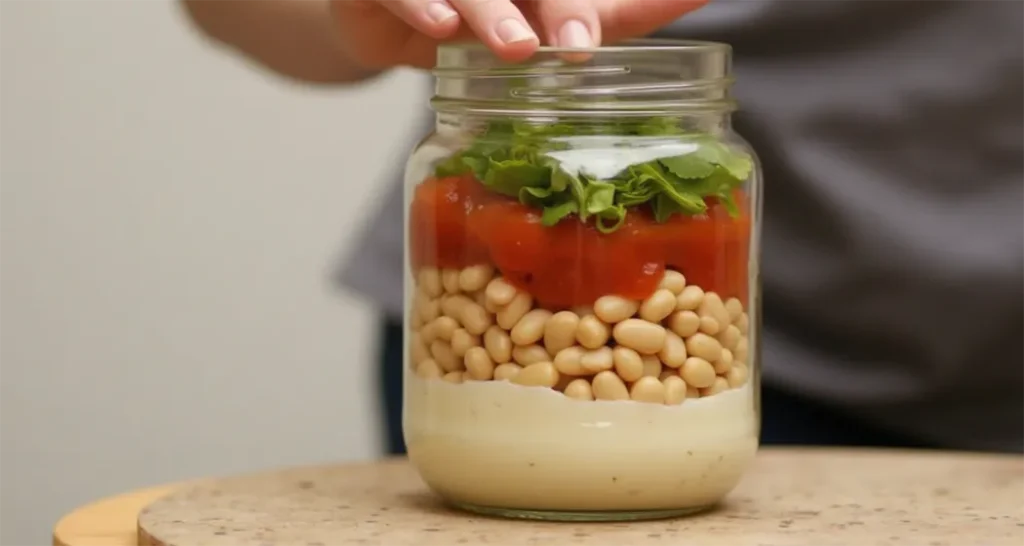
[329,0,708,69]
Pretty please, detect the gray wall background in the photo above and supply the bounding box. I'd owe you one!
[0,1,424,543]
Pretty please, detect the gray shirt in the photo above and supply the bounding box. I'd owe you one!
[338,0,1023,452]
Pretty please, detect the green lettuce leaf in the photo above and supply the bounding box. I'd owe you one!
[431,117,754,233]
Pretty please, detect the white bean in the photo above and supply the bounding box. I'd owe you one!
[658,331,688,368]
[727,363,749,388]
[442,371,463,384]
[563,378,594,401]
[485,277,518,307]
[459,264,494,293]
[440,294,473,320]
[658,270,687,294]
[464,347,495,380]
[543,311,580,355]
[736,312,749,335]
[686,333,724,363]
[698,316,720,335]
[580,346,614,373]
[432,316,459,342]
[612,347,644,382]
[676,285,705,311]
[592,370,629,401]
[593,296,639,324]
[680,357,716,388]
[482,294,503,314]
[713,348,734,374]
[441,268,461,294]
[496,292,533,330]
[700,376,730,397]
[667,310,700,338]
[698,292,732,328]
[418,267,443,298]
[420,320,439,345]
[639,289,677,323]
[553,346,587,375]
[663,375,688,405]
[493,362,523,381]
[484,326,513,364]
[641,355,662,378]
[630,376,666,404]
[512,362,560,388]
[450,328,480,358]
[718,324,742,351]
[460,302,493,336]
[576,314,611,349]
[511,309,552,346]
[430,340,462,372]
[417,292,441,323]
[687,385,701,399]
[725,297,744,322]
[512,344,550,366]
[612,319,666,355]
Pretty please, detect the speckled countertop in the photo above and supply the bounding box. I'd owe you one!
[137,448,1024,546]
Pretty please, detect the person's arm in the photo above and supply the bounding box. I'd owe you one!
[178,0,381,85]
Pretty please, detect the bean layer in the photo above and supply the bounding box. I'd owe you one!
[409,266,753,404]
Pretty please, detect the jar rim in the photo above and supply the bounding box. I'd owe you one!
[437,38,731,57]
[432,38,735,117]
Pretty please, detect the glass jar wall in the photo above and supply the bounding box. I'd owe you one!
[402,40,762,521]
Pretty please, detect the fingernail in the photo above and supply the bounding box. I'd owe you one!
[426,2,457,24]
[558,20,593,48]
[496,18,537,45]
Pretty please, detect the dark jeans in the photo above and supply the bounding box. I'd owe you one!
[377,318,933,455]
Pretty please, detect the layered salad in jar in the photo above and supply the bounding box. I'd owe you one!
[404,119,759,517]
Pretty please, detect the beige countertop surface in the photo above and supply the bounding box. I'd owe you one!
[54,447,1024,546]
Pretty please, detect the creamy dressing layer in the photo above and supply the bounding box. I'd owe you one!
[405,375,759,512]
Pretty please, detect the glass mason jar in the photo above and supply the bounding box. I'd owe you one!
[403,39,762,521]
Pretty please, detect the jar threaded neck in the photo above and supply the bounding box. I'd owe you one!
[431,39,735,118]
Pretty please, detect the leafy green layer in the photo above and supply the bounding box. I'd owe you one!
[433,119,753,233]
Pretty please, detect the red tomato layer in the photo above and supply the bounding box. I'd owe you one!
[409,175,751,308]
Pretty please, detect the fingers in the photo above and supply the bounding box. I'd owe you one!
[389,25,483,68]
[334,0,710,71]
[534,0,601,49]
[374,0,462,40]
[597,0,708,44]
[448,0,540,61]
